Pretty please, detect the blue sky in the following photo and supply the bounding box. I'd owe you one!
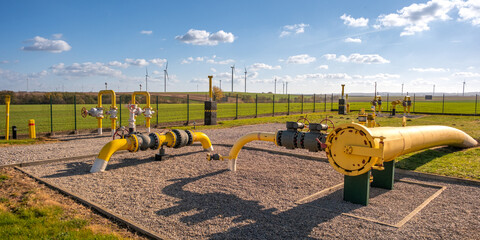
[0,0,479,94]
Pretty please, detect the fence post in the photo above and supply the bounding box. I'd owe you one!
[331,93,333,111]
[272,95,275,116]
[186,94,190,124]
[313,94,316,113]
[50,94,53,134]
[235,94,238,119]
[74,95,77,133]
[413,93,416,112]
[386,93,389,112]
[324,94,327,112]
[301,94,304,114]
[442,94,445,114]
[475,94,478,116]
[156,95,159,126]
[287,94,290,115]
[255,94,258,118]
[119,95,122,126]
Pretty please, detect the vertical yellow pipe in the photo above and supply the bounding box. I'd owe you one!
[28,119,36,139]
[132,91,151,130]
[98,90,117,134]
[5,95,10,140]
[208,75,213,101]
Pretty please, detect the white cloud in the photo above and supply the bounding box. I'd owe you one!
[280,23,309,37]
[457,0,480,25]
[316,65,329,70]
[344,37,362,43]
[108,61,128,68]
[182,55,233,64]
[152,70,161,75]
[140,30,153,35]
[206,57,234,65]
[360,73,401,79]
[21,36,71,53]
[149,58,167,67]
[52,33,63,39]
[452,71,480,77]
[50,62,122,77]
[125,58,149,67]
[210,68,217,73]
[250,63,281,71]
[190,77,209,84]
[340,14,369,27]
[375,0,456,36]
[175,29,235,45]
[28,70,48,79]
[287,54,316,64]
[296,73,352,81]
[323,53,390,64]
[409,67,448,72]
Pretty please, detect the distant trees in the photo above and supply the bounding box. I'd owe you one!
[213,86,223,101]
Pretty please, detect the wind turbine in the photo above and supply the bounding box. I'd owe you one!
[164,61,169,92]
[244,67,247,93]
[145,68,149,91]
[231,64,235,93]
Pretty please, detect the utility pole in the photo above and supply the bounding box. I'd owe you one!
[231,65,235,93]
[145,68,148,91]
[283,82,285,94]
[105,82,107,90]
[274,78,277,94]
[140,84,142,91]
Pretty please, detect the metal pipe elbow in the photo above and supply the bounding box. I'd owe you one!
[193,132,214,151]
[91,138,131,173]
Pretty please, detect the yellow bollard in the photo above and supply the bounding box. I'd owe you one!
[5,95,10,140]
[28,119,36,139]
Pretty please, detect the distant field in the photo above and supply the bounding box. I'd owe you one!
[0,95,477,135]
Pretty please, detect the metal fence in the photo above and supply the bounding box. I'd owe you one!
[0,92,478,136]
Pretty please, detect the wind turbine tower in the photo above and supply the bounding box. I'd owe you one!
[145,68,149,91]
[231,65,235,93]
[463,80,466,96]
[274,78,277,94]
[164,61,169,92]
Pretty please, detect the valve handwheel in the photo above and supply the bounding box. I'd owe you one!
[319,118,335,132]
[113,127,128,140]
[81,107,88,118]
[297,115,310,132]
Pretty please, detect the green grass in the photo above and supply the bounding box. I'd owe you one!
[0,139,39,146]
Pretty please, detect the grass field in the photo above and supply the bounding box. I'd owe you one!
[0,94,478,135]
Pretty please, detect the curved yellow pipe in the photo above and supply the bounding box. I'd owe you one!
[97,90,117,134]
[193,132,214,151]
[226,132,277,171]
[132,91,151,129]
[90,137,137,173]
[325,123,478,176]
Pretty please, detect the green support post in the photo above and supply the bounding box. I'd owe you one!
[74,95,77,132]
[313,94,316,113]
[186,94,190,124]
[287,94,290,115]
[156,95,159,126]
[235,94,238,119]
[255,94,258,118]
[119,95,122,126]
[50,94,53,134]
[272,94,275,116]
[371,161,395,190]
[324,94,327,112]
[344,171,371,206]
[301,94,304,114]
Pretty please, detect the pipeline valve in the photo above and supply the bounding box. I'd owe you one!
[276,121,329,152]
[143,107,155,118]
[207,153,224,161]
[84,107,104,118]
[105,108,118,119]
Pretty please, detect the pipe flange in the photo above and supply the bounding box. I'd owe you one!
[185,130,194,146]
[128,134,139,152]
[172,129,189,148]
[276,131,283,146]
[149,132,160,150]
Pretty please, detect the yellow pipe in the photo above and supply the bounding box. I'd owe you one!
[98,90,116,134]
[28,119,36,139]
[325,123,478,176]
[208,75,213,101]
[5,95,10,140]
[193,131,214,151]
[132,91,151,130]
[225,132,277,171]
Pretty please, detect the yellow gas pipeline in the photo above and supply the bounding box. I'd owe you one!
[98,90,117,135]
[91,130,213,172]
[131,91,153,132]
[325,123,478,176]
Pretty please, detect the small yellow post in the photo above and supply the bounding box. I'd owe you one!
[5,95,10,140]
[28,119,36,139]
[208,75,213,101]
[341,84,345,98]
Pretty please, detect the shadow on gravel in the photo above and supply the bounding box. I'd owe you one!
[156,170,362,239]
[42,150,206,178]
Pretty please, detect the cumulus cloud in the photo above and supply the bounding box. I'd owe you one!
[296,73,352,81]
[457,0,480,25]
[181,55,233,64]
[52,33,63,39]
[50,62,122,77]
[108,61,128,68]
[287,54,316,64]
[323,53,390,64]
[149,58,167,67]
[21,36,72,53]
[340,14,369,27]
[409,67,448,72]
[125,58,149,67]
[140,30,153,35]
[316,65,329,70]
[175,29,235,45]
[344,37,362,43]
[359,73,401,79]
[250,63,281,71]
[280,23,309,37]
[374,0,456,36]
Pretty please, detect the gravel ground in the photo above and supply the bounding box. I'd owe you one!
[4,124,480,239]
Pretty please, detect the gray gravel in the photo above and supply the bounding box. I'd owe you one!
[5,124,480,239]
